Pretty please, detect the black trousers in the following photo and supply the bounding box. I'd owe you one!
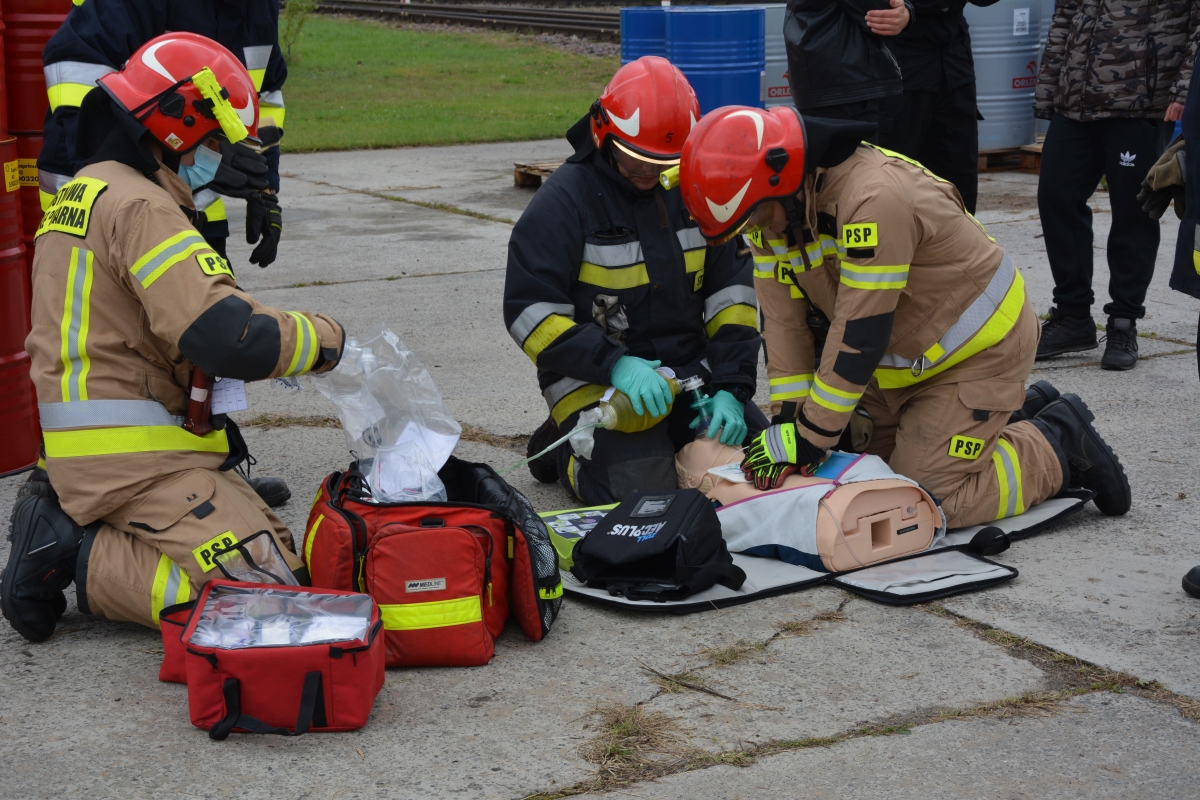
[556,396,769,506]
[877,82,980,214]
[1038,115,1174,320]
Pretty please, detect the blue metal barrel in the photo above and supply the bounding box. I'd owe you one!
[665,6,765,114]
[620,7,666,64]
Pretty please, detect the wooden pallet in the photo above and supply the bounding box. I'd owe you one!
[513,160,563,188]
[977,148,1023,172]
[1020,142,1043,174]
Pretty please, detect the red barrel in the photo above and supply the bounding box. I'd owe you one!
[3,0,72,135]
[14,132,39,273]
[0,134,37,475]
[0,20,10,137]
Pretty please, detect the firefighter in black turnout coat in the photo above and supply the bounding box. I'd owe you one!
[504,58,766,505]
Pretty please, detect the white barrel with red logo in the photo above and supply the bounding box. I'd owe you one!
[964,0,1042,150]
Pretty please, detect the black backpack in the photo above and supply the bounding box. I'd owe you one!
[569,490,746,602]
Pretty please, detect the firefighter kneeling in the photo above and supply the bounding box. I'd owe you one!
[674,107,1130,527]
[1,34,344,642]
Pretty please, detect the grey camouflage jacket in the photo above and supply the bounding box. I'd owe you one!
[1035,0,1200,121]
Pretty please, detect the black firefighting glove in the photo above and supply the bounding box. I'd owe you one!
[208,140,271,199]
[1137,138,1186,221]
[246,191,282,268]
[741,423,825,490]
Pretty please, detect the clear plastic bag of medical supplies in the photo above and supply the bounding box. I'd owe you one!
[313,326,461,503]
[213,531,300,586]
[189,584,374,650]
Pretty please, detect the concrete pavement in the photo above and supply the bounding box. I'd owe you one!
[1,139,1197,799]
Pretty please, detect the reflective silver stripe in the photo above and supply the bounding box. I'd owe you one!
[676,227,706,251]
[704,285,758,322]
[38,400,182,430]
[839,263,909,285]
[995,443,1019,518]
[287,312,315,377]
[509,302,575,345]
[700,358,710,373]
[163,560,184,608]
[131,232,209,285]
[769,378,812,398]
[810,381,858,412]
[243,45,273,71]
[63,248,91,402]
[582,242,643,267]
[877,254,1017,370]
[40,170,72,197]
[193,188,220,212]
[43,60,115,88]
[543,376,588,410]
[259,89,285,108]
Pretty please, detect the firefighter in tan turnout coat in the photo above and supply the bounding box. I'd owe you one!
[1,34,343,642]
[674,107,1132,529]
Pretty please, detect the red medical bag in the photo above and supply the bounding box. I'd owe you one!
[303,457,563,667]
[165,580,385,738]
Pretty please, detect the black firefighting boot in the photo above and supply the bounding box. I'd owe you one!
[527,416,561,484]
[1036,308,1098,360]
[1031,394,1131,516]
[1008,380,1061,424]
[1100,317,1139,371]
[1183,566,1200,599]
[2,474,96,642]
[246,476,292,508]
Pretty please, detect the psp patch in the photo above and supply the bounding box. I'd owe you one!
[948,434,985,460]
[842,222,879,248]
[197,251,235,279]
[193,531,239,573]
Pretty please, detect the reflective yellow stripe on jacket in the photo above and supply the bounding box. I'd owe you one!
[59,247,94,402]
[43,426,230,458]
[130,230,210,288]
[544,376,608,425]
[509,301,577,362]
[44,60,115,111]
[284,312,321,376]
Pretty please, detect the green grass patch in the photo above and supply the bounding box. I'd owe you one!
[282,17,618,151]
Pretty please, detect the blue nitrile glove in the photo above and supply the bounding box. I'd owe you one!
[610,356,674,418]
[698,390,747,446]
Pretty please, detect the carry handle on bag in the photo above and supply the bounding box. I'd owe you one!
[181,580,386,737]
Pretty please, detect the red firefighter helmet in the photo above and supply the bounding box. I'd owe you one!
[679,105,807,244]
[591,56,700,165]
[98,32,259,153]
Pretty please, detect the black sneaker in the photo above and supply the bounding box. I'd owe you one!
[1032,394,1131,516]
[1,482,89,642]
[1100,317,1139,371]
[527,416,561,484]
[246,476,292,508]
[1009,380,1060,424]
[1184,566,1200,599]
[1036,308,1098,360]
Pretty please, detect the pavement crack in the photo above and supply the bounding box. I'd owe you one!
[1033,347,1193,371]
[241,413,342,430]
[253,267,504,292]
[285,175,515,224]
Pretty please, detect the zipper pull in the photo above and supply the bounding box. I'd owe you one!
[487,582,493,607]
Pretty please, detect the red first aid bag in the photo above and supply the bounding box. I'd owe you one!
[303,457,563,667]
[177,580,385,739]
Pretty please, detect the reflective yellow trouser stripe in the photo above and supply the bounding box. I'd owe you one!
[150,554,191,626]
[304,514,325,567]
[379,596,482,631]
[704,304,758,338]
[992,438,1025,520]
[43,426,230,458]
[59,247,94,402]
[551,384,609,426]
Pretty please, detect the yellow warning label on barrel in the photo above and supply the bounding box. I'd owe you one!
[17,158,37,187]
[842,222,879,248]
[35,176,108,239]
[948,434,985,460]
[3,160,18,193]
[193,531,239,573]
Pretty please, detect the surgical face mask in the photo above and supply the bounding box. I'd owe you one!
[178,144,222,191]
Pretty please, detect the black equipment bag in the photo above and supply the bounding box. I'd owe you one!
[569,490,746,602]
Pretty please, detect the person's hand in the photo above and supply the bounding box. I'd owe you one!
[741,423,825,490]
[246,191,282,267]
[610,356,674,418]
[207,140,270,199]
[865,0,910,37]
[1165,102,1185,122]
[691,390,749,446]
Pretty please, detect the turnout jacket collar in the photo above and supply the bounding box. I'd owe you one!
[505,119,761,425]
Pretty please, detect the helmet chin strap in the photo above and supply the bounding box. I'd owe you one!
[780,195,811,269]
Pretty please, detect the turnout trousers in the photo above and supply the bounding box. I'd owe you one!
[78,468,304,628]
[556,397,769,506]
[857,302,1064,528]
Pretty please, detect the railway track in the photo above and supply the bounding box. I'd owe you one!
[314,2,622,39]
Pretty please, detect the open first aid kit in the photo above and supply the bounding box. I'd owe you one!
[157,580,385,739]
[303,456,563,667]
